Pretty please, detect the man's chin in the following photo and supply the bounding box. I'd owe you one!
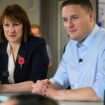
[70,37,78,41]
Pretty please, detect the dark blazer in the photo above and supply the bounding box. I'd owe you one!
[0,36,49,84]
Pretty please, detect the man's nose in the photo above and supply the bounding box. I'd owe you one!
[67,20,74,28]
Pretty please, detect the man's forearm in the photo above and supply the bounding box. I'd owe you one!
[57,87,101,101]
[46,82,101,101]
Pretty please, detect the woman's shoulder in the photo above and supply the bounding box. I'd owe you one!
[24,35,46,52]
[28,35,46,45]
[0,42,7,55]
[0,42,7,49]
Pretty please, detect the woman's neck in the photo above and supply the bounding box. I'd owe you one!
[9,42,20,52]
[9,42,21,63]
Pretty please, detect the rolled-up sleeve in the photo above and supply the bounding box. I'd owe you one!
[92,49,105,101]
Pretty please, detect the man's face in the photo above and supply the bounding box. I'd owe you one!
[62,4,94,42]
[31,27,41,37]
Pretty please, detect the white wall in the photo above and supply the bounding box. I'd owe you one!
[99,0,105,2]
[0,0,40,24]
[98,0,105,27]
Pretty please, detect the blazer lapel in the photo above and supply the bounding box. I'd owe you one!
[1,42,9,83]
[15,42,27,69]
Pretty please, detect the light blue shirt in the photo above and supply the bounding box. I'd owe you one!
[51,24,105,100]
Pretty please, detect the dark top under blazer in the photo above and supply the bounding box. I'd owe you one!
[0,36,49,84]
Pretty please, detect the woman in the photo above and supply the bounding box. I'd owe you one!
[0,4,49,92]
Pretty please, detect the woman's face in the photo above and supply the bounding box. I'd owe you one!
[3,17,23,44]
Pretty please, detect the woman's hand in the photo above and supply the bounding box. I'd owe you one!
[32,79,49,95]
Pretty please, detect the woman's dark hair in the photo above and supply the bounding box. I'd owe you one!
[0,4,31,42]
[61,0,93,11]
[10,94,58,105]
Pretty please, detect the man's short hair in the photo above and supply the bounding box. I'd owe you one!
[61,0,93,11]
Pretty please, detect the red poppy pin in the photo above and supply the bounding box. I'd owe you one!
[18,55,25,68]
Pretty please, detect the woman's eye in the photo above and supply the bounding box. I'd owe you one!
[14,23,20,26]
[3,24,9,27]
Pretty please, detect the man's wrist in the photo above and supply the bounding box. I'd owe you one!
[57,90,66,100]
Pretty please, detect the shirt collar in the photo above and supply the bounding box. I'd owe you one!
[7,43,12,57]
[77,24,101,48]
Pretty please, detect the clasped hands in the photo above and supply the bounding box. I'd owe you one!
[32,79,59,99]
[32,79,49,96]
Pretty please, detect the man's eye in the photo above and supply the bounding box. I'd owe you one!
[72,16,79,19]
[63,18,68,22]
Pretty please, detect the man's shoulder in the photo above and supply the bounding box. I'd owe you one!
[66,39,76,48]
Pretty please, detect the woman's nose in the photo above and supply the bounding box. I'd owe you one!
[9,26,15,32]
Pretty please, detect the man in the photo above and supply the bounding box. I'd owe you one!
[32,0,105,101]
[31,24,41,37]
